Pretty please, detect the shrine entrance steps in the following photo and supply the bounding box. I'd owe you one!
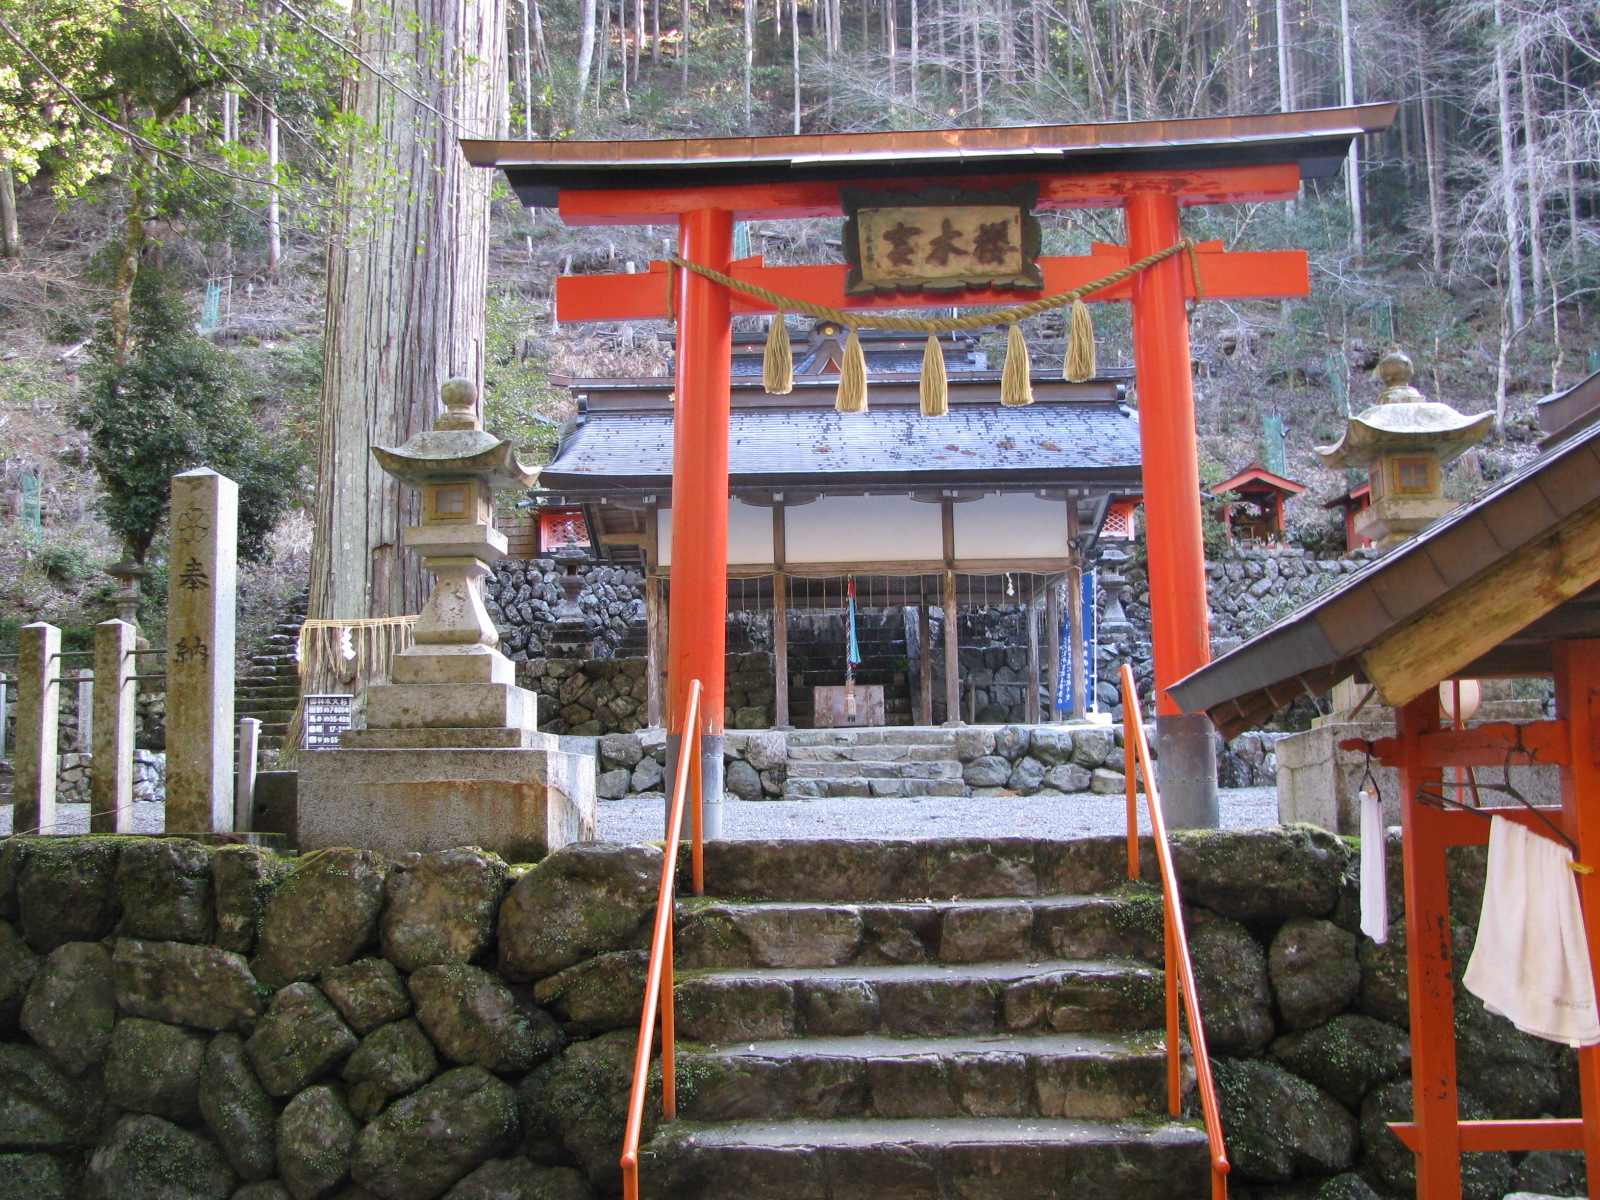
[780,728,971,800]
[641,838,1208,1199]
[234,618,306,745]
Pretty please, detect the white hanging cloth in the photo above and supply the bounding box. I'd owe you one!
[1359,788,1389,945]
[1462,815,1600,1047]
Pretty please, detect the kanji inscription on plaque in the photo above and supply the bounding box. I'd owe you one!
[842,184,1042,295]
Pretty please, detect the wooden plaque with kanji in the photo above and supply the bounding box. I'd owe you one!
[842,184,1043,295]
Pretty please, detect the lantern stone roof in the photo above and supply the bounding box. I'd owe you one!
[537,374,1142,497]
[1169,412,1600,738]
[1316,348,1493,470]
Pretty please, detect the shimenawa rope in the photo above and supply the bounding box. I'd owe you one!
[665,238,1205,414]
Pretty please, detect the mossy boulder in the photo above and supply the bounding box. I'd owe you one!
[198,1032,276,1182]
[114,839,214,945]
[104,1017,207,1124]
[443,1157,594,1200]
[112,938,263,1032]
[341,1018,439,1109]
[1170,826,1350,925]
[380,848,510,973]
[1359,1080,1511,1199]
[212,845,290,956]
[409,964,561,1076]
[276,1083,357,1200]
[1269,1014,1410,1109]
[252,849,389,989]
[516,1030,644,1192]
[0,921,40,1039]
[1189,913,1274,1056]
[1454,988,1568,1119]
[352,1067,518,1200]
[15,840,122,953]
[1268,918,1360,1031]
[320,958,412,1037]
[0,1043,101,1151]
[81,1113,234,1200]
[0,1152,72,1199]
[532,951,647,1029]
[1213,1057,1357,1183]
[497,844,662,981]
[20,942,114,1077]
[244,984,357,1098]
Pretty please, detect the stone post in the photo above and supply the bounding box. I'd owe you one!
[92,620,137,834]
[235,717,260,832]
[165,469,238,832]
[14,622,60,835]
[74,669,93,751]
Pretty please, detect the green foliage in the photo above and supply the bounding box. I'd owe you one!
[484,291,566,466]
[72,269,304,563]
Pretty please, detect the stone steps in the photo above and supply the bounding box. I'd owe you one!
[639,834,1198,1197]
[675,959,1165,1042]
[675,895,1163,970]
[783,778,968,799]
[786,760,964,780]
[641,1114,1208,1199]
[674,1031,1172,1123]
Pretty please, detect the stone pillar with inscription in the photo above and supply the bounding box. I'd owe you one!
[297,380,596,860]
[165,468,238,832]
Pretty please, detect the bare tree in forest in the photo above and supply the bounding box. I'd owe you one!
[309,0,507,624]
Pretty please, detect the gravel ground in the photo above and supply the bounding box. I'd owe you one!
[595,786,1281,843]
[0,788,1281,842]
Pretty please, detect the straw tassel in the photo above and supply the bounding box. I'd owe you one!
[1000,321,1033,407]
[920,333,948,418]
[1063,298,1096,382]
[762,314,793,394]
[836,325,868,413]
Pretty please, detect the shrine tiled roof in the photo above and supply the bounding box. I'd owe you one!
[538,389,1142,494]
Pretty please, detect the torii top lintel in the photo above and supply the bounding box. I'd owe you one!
[462,103,1397,225]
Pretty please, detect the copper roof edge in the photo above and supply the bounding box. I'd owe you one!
[461,104,1399,169]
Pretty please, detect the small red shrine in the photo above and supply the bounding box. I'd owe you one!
[465,104,1396,828]
[1210,463,1306,546]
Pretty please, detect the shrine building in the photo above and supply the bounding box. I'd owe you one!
[530,322,1139,729]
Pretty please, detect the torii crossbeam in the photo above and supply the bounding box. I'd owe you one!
[466,105,1397,828]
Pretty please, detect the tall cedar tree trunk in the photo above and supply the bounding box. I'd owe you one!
[309,0,507,622]
[576,0,597,115]
[1519,40,1545,324]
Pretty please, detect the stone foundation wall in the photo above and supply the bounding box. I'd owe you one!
[1194,828,1584,1200]
[485,560,646,662]
[514,652,775,738]
[54,751,166,806]
[0,831,1580,1200]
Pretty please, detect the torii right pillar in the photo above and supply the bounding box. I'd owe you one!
[1127,188,1217,827]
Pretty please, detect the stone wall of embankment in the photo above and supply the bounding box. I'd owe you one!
[0,830,1582,1200]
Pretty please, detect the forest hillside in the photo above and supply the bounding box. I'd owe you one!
[0,0,1594,651]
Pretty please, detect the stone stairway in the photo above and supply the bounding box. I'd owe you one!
[780,728,972,800]
[641,839,1209,1199]
[235,617,306,747]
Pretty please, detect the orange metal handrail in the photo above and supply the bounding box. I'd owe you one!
[620,679,704,1200]
[1121,664,1230,1200]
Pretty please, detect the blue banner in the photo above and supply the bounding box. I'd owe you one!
[1054,571,1098,713]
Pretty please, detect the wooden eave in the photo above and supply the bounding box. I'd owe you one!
[462,105,1398,206]
[1169,424,1600,739]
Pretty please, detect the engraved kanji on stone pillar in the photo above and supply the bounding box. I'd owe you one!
[165,468,238,832]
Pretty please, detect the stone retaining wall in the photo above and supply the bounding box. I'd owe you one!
[0,831,1579,1200]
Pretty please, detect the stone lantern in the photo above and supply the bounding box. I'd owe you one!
[366,378,538,714]
[296,378,597,860]
[1315,347,1492,549]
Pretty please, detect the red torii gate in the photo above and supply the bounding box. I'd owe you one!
[467,105,1396,827]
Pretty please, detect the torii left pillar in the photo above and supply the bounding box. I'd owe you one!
[668,210,733,838]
